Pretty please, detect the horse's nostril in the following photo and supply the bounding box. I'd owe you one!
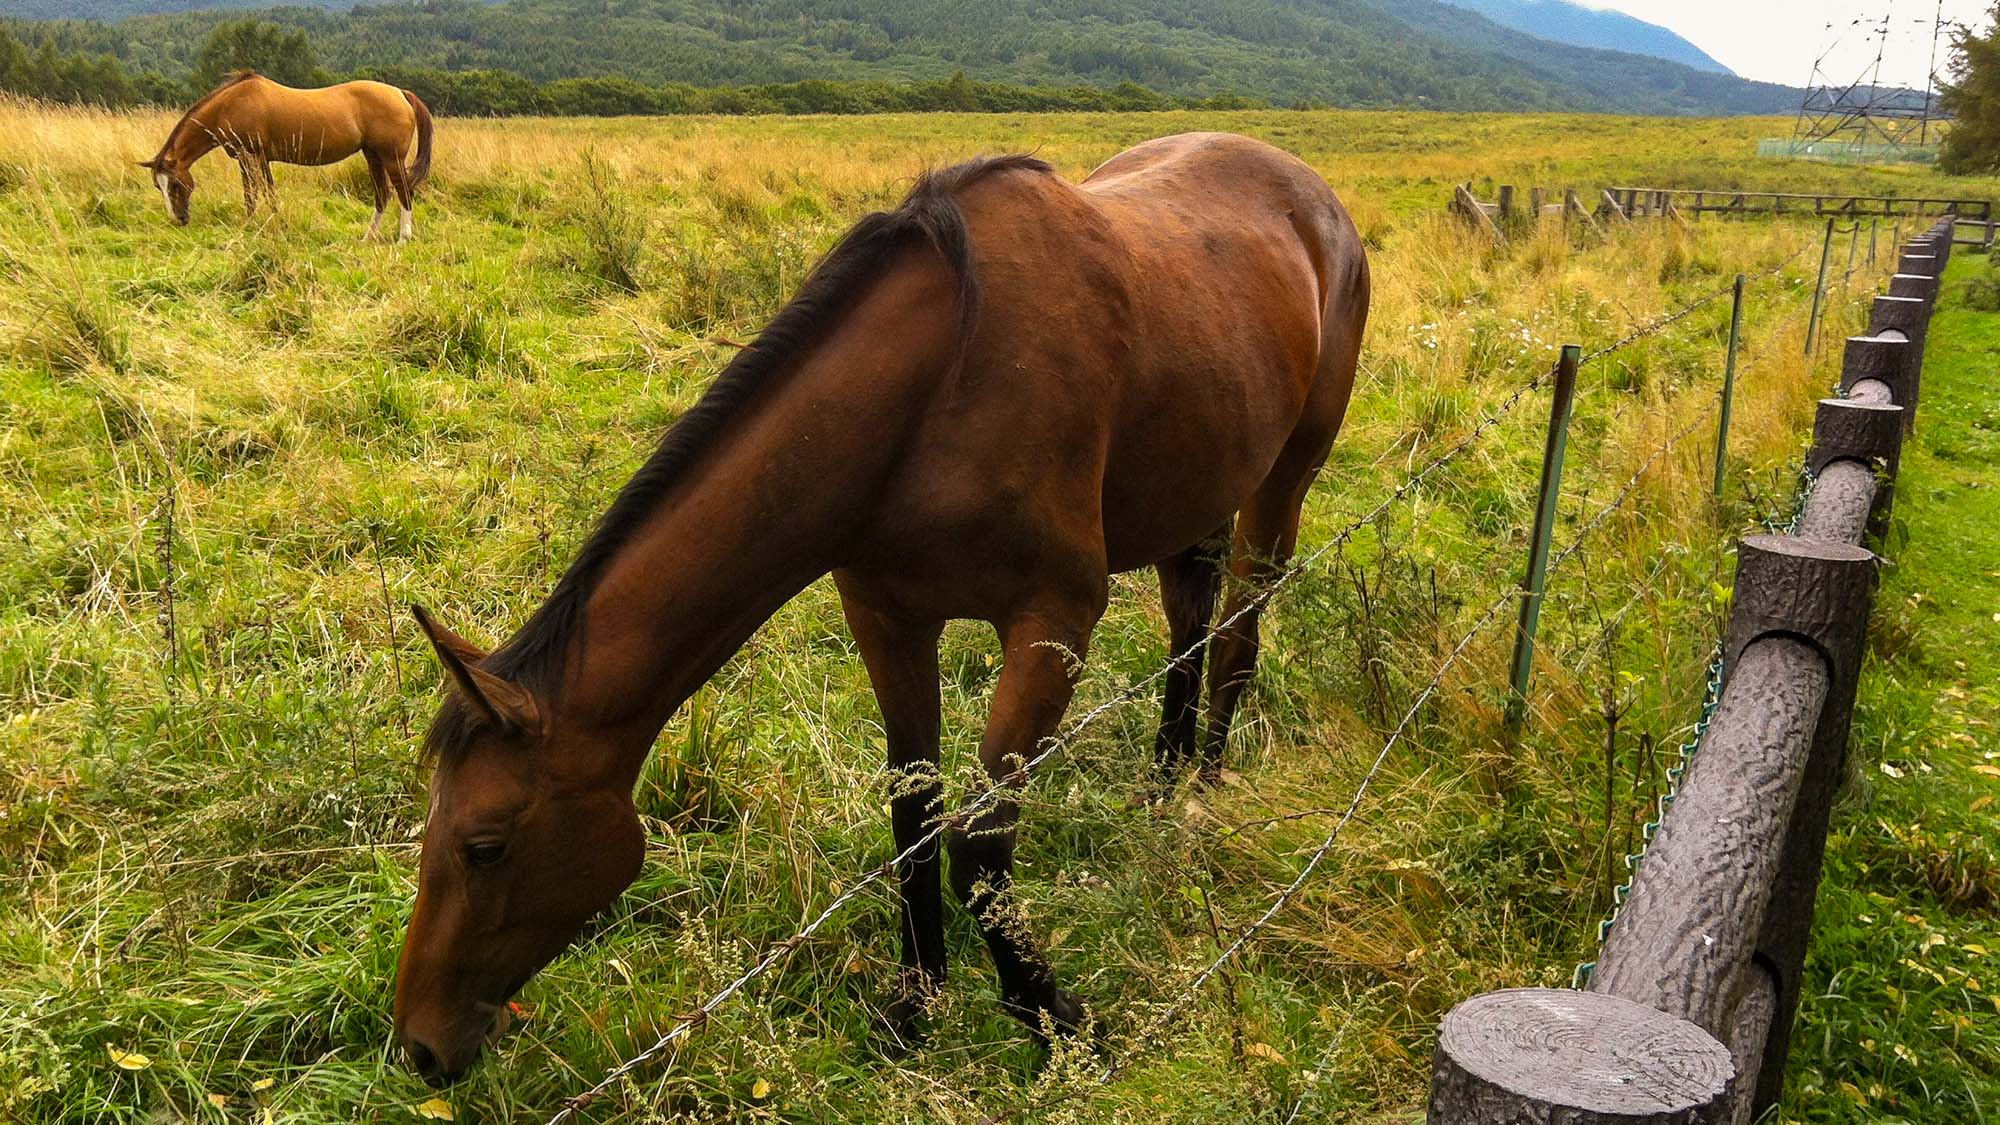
[406,1038,441,1082]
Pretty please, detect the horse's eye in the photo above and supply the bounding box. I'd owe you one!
[465,840,507,868]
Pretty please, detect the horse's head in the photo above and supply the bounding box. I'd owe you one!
[393,606,647,1087]
[138,157,193,225]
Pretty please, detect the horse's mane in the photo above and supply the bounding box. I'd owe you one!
[150,70,258,164]
[422,152,1054,762]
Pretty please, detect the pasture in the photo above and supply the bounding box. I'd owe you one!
[0,101,1995,1122]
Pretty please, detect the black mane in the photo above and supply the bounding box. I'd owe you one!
[423,153,1052,761]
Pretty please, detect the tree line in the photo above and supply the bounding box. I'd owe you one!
[0,17,1264,117]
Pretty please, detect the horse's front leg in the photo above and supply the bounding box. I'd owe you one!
[839,591,947,1049]
[950,592,1104,1042]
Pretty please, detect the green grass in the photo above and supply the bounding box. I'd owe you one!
[0,102,1985,1123]
[1782,253,2000,1122]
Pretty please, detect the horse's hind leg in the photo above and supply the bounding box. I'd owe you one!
[1199,359,1358,782]
[839,591,947,1048]
[362,152,391,241]
[237,156,263,218]
[950,593,1104,1041]
[1145,526,1228,796]
[385,156,416,241]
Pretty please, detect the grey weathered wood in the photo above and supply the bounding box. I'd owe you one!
[1588,635,1830,1030]
[1428,989,1733,1124]
[1455,184,1504,242]
[1796,459,1876,545]
[1719,536,1878,1118]
[1847,379,1893,405]
[1721,967,1778,1125]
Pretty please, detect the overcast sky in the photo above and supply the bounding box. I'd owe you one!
[1582,1,1993,88]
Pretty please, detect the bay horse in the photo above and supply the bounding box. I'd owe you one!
[140,71,433,240]
[392,132,1370,1086]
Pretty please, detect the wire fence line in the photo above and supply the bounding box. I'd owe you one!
[996,390,1729,1125]
[536,243,1816,1121]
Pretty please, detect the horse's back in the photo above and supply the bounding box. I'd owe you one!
[221,76,415,163]
[943,133,1367,569]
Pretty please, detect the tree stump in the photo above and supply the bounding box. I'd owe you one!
[1429,989,1733,1124]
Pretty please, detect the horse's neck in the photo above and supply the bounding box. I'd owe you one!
[164,113,220,167]
[557,279,955,766]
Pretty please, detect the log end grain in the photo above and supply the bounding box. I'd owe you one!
[1429,989,1732,1123]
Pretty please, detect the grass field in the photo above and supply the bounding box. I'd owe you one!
[0,101,1994,1122]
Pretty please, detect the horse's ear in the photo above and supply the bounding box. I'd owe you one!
[410,604,541,735]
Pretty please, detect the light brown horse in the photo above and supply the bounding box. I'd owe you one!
[392,132,1370,1086]
[140,71,433,240]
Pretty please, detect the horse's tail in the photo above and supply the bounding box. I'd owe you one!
[402,89,434,189]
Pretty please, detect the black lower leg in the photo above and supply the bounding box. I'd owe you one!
[1151,535,1225,786]
[883,770,946,1041]
[948,811,1086,1041]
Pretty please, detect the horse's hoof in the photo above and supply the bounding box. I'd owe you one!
[872,991,931,1058]
[1005,984,1093,1045]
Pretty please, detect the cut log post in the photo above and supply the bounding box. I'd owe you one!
[1499,184,1518,228]
[1428,989,1733,1124]
[1721,536,1879,1120]
[1869,295,1932,424]
[1807,398,1904,540]
[1888,273,1937,302]
[1839,335,1911,416]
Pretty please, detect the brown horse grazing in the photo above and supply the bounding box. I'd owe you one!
[140,71,433,240]
[392,132,1370,1086]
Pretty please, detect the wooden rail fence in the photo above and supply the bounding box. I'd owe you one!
[1427,219,1954,1125]
[1451,181,1995,248]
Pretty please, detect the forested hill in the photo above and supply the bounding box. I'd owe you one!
[3,0,1798,115]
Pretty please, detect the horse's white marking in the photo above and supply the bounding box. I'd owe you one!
[155,171,172,212]
[363,209,384,241]
[399,204,414,241]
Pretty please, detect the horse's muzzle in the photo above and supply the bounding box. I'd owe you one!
[404,1036,479,1088]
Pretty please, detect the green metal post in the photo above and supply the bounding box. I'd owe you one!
[1505,344,1579,732]
[1843,221,1858,286]
[1805,217,1835,355]
[1713,274,1746,501]
[1869,219,1878,267]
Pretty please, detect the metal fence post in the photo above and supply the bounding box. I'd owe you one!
[1869,218,1878,267]
[1714,273,1746,501]
[1805,218,1835,355]
[1505,343,1579,731]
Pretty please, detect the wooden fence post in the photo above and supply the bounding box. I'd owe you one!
[1429,989,1732,1122]
[1804,218,1835,355]
[1805,397,1904,541]
[1714,273,1746,501]
[1504,344,1579,732]
[1721,537,1879,1119]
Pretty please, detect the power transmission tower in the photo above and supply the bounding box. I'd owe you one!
[1768,3,1952,163]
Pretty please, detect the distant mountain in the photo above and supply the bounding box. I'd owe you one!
[0,0,1795,116]
[1437,0,1733,75]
